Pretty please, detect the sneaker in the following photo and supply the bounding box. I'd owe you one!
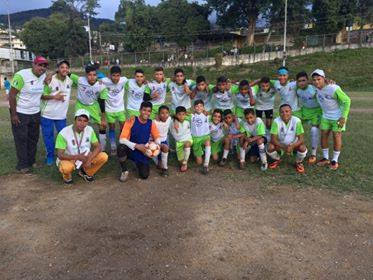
[78,169,95,182]
[160,168,169,177]
[64,178,73,185]
[201,166,209,175]
[17,168,32,174]
[330,160,339,170]
[295,162,305,174]
[239,161,245,170]
[268,160,281,169]
[45,157,54,166]
[119,171,129,182]
[180,163,188,172]
[308,155,317,164]
[110,145,117,157]
[219,158,227,167]
[317,158,330,167]
[261,162,268,171]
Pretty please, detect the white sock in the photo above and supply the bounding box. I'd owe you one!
[161,152,168,169]
[258,143,267,164]
[99,133,107,151]
[322,148,329,160]
[184,147,191,163]
[332,150,341,162]
[267,150,281,161]
[223,149,229,159]
[204,146,211,167]
[311,127,319,156]
[265,129,271,141]
[239,147,246,162]
[296,149,308,163]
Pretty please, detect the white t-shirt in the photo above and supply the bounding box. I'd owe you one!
[169,80,194,111]
[41,74,73,120]
[101,77,127,113]
[154,116,172,142]
[272,80,299,111]
[272,116,303,145]
[126,79,150,111]
[148,80,168,106]
[235,92,253,109]
[190,113,210,137]
[252,85,276,111]
[209,122,224,142]
[315,84,343,120]
[170,119,192,142]
[297,85,319,109]
[75,76,107,106]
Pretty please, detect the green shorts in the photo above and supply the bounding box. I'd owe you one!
[75,101,101,125]
[211,139,223,155]
[292,110,302,119]
[301,107,322,126]
[320,117,346,132]
[126,109,140,120]
[106,111,126,124]
[150,104,161,120]
[192,135,211,157]
[176,139,193,161]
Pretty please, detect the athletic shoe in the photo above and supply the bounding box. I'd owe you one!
[119,171,129,182]
[18,168,31,174]
[64,178,73,185]
[45,157,54,166]
[201,166,209,175]
[268,160,281,169]
[180,163,188,172]
[110,145,117,157]
[330,160,339,170]
[317,158,330,167]
[219,158,227,167]
[308,155,317,164]
[160,168,169,177]
[295,162,305,174]
[78,169,95,182]
[239,161,245,170]
[261,162,268,171]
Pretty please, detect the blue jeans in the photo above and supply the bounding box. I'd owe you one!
[40,117,66,159]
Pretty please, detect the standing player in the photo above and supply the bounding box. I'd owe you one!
[235,80,255,119]
[190,76,214,113]
[311,69,351,170]
[209,109,224,162]
[168,68,195,115]
[212,76,239,113]
[101,66,128,155]
[148,67,169,119]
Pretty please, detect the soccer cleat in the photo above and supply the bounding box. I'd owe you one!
[64,178,73,185]
[78,169,95,182]
[18,168,32,174]
[119,171,129,182]
[201,166,209,175]
[261,162,268,171]
[308,155,317,164]
[239,161,245,170]
[330,160,339,170]
[268,160,281,169]
[160,168,169,177]
[180,163,188,172]
[219,158,227,167]
[317,158,330,167]
[295,162,305,174]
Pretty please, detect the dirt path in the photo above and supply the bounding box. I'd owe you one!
[0,168,372,280]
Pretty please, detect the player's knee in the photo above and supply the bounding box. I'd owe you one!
[299,145,307,153]
[60,162,74,175]
[117,144,129,161]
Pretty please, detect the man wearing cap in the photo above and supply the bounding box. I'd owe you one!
[55,109,108,184]
[41,60,75,166]
[9,56,48,173]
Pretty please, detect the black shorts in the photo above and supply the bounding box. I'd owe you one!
[247,137,267,157]
[256,109,273,119]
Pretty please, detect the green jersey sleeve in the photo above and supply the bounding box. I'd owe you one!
[55,133,67,150]
[90,130,98,144]
[99,88,108,100]
[43,84,52,96]
[270,80,277,87]
[11,74,24,91]
[295,121,304,135]
[144,85,151,96]
[251,85,259,94]
[270,121,279,135]
[334,87,351,119]
[208,84,216,92]
[69,74,79,87]
[256,121,266,136]
[231,85,239,94]
[124,81,129,92]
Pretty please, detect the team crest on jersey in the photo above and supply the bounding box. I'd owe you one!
[72,139,76,145]
[86,137,90,142]
[67,85,70,89]
[291,126,294,131]
[281,127,285,133]
[55,87,59,91]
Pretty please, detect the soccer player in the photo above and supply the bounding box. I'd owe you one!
[190,75,214,113]
[239,108,268,171]
[212,76,239,112]
[311,69,351,170]
[267,104,308,173]
[101,66,128,156]
[235,79,255,119]
[41,60,74,165]
[55,109,108,184]
[168,68,195,115]
[170,106,193,172]
[9,56,48,173]
[209,109,224,162]
[117,101,161,181]
[191,100,211,175]
[296,71,323,164]
[71,65,109,151]
[148,67,169,120]
[125,69,151,119]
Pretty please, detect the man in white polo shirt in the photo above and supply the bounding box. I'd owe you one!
[9,56,48,173]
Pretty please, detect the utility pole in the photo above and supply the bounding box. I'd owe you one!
[6,0,14,74]
[282,0,288,67]
[88,16,92,63]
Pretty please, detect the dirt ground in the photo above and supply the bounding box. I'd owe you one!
[0,166,372,280]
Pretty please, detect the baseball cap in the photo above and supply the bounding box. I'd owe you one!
[311,69,325,78]
[75,109,90,119]
[33,56,48,65]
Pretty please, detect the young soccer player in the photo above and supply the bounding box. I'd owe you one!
[209,109,224,162]
[239,108,268,171]
[311,69,351,170]
[125,69,151,119]
[296,71,323,164]
[235,79,255,119]
[70,65,109,151]
[148,67,170,120]
[170,106,193,172]
[267,104,308,173]
[219,109,243,166]
[213,76,239,112]
[191,100,211,175]
[168,68,195,115]
[190,76,214,113]
[101,66,128,155]
[153,105,172,177]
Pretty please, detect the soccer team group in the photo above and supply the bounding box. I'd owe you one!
[8,56,351,184]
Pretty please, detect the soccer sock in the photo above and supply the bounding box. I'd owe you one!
[204,146,211,167]
[310,127,319,156]
[183,147,191,163]
[161,152,169,169]
[222,149,229,159]
[258,143,267,164]
[267,150,280,161]
[296,149,308,163]
[239,147,246,162]
[332,150,341,162]
[265,129,271,141]
[109,129,116,146]
[99,132,107,151]
[322,148,329,160]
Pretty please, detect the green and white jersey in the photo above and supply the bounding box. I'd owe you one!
[270,116,304,145]
[170,119,192,142]
[101,77,127,113]
[125,79,151,111]
[212,85,239,110]
[209,121,224,142]
[11,68,46,114]
[271,80,299,111]
[296,85,319,109]
[191,84,215,111]
[41,74,74,120]
[168,79,195,111]
[148,79,169,106]
[71,74,108,106]
[55,124,98,156]
[315,84,351,121]
[191,112,210,137]
[239,117,266,137]
[235,92,253,109]
[252,85,276,111]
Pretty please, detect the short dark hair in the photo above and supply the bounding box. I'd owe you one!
[212,109,223,117]
[154,66,164,72]
[196,75,206,84]
[140,101,152,110]
[217,76,227,84]
[175,106,187,114]
[85,65,96,74]
[174,68,184,76]
[244,108,255,116]
[57,60,70,68]
[75,115,89,121]
[158,105,169,113]
[260,76,270,84]
[296,71,308,80]
[135,69,144,75]
[280,103,292,110]
[194,99,204,107]
[110,65,122,74]
[223,109,232,117]
[239,80,249,88]
[4,77,7,80]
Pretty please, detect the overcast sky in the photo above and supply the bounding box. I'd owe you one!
[0,0,205,19]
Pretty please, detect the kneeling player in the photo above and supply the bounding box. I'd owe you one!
[267,104,307,173]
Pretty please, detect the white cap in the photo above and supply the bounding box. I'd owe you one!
[75,109,90,119]
[311,69,325,78]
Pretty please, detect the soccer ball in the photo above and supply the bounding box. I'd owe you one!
[145,141,160,158]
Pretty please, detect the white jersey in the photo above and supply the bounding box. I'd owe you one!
[209,122,224,142]
[213,90,235,110]
[41,74,73,120]
[170,119,192,142]
[126,79,150,111]
[148,80,168,106]
[56,124,96,156]
[169,80,194,111]
[252,86,276,111]
[191,113,210,137]
[13,69,46,114]
[273,80,299,111]
[76,77,106,106]
[154,116,172,142]
[297,85,319,109]
[192,90,212,111]
[272,116,302,145]
[315,84,344,120]
[235,92,253,109]
[101,77,127,113]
